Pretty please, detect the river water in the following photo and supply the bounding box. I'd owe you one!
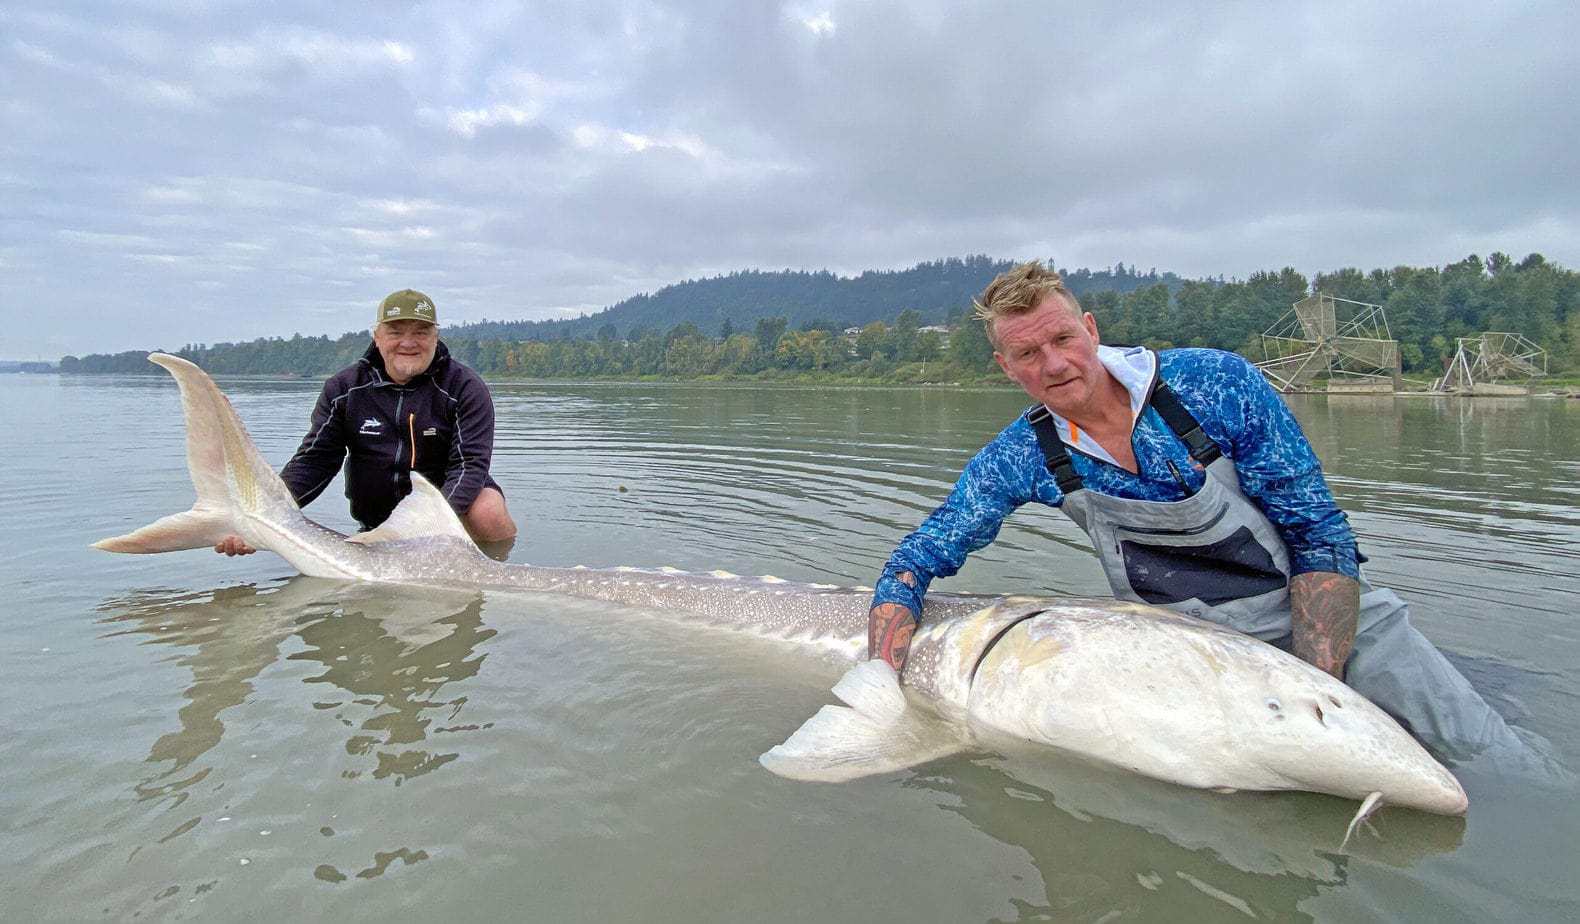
[2,373,1577,922]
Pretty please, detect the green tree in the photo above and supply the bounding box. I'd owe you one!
[664,334,718,377]
[665,322,705,344]
[716,334,760,373]
[754,317,788,353]
[1123,284,1173,348]
[1085,290,1126,343]
[855,321,888,359]
[773,329,815,370]
[1171,280,1217,347]
[632,330,666,375]
[1384,267,1444,371]
[887,309,923,361]
[947,308,995,373]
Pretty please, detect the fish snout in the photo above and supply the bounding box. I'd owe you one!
[1262,688,1470,816]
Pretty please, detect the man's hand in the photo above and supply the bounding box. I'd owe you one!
[868,602,918,672]
[1289,571,1358,680]
[214,535,256,556]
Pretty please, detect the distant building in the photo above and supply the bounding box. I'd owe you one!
[839,323,954,347]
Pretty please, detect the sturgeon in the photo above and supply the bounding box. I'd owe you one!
[96,353,1468,836]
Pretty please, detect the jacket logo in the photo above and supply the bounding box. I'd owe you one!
[422,427,437,436]
[359,417,383,434]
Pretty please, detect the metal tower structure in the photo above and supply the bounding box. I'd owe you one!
[1432,333,1548,394]
[1255,294,1402,393]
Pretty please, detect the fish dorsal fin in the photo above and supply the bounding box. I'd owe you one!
[759,661,967,783]
[348,474,474,546]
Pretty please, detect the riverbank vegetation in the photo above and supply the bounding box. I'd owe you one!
[60,253,1578,382]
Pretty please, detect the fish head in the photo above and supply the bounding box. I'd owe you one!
[931,598,1468,815]
[1221,656,1469,815]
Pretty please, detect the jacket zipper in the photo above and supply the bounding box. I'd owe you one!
[392,391,405,485]
[1165,458,1189,490]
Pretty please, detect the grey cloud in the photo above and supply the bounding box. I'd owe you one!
[2,1,1576,358]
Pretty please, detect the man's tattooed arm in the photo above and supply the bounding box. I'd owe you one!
[1289,571,1359,680]
[868,572,919,671]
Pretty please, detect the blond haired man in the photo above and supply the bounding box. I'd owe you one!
[866,261,1531,764]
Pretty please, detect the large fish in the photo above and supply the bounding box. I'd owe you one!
[96,353,1467,838]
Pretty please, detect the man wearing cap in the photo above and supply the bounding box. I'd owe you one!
[215,289,516,553]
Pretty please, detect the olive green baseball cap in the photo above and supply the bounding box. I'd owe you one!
[377,289,438,325]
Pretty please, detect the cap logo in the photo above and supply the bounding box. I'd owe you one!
[376,289,437,325]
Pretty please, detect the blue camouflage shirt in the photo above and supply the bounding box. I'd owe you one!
[872,346,1360,619]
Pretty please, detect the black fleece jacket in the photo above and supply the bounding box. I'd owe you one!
[280,341,500,529]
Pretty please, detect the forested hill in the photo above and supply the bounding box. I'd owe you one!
[457,256,1183,341]
[57,253,1577,381]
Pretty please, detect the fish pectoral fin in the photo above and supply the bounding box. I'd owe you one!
[758,661,966,783]
[1340,791,1386,850]
[831,659,908,719]
[348,475,474,546]
[93,507,234,553]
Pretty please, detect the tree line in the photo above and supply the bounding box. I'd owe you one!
[454,255,1183,341]
[1084,252,1579,375]
[60,253,1578,381]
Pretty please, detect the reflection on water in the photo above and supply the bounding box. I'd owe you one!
[907,739,1464,922]
[290,587,493,786]
[98,583,304,808]
[94,577,491,865]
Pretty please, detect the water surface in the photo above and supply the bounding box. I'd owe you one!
[2,374,1577,921]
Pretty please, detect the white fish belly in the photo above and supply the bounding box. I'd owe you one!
[966,606,1339,792]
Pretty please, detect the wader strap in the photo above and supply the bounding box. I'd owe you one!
[1025,406,1085,494]
[1025,382,1223,492]
[1149,383,1223,466]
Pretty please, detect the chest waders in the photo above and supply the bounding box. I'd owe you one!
[1029,382,1526,764]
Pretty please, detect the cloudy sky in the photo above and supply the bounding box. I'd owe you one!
[4,1,1576,358]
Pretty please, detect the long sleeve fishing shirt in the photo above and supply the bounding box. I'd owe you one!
[280,341,500,529]
[872,346,1361,620]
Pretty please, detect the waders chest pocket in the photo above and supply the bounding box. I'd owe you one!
[1119,525,1284,606]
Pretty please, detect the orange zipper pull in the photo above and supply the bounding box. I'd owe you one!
[408,413,416,468]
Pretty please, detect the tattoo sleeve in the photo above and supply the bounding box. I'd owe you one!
[1289,571,1359,680]
[867,572,919,670]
